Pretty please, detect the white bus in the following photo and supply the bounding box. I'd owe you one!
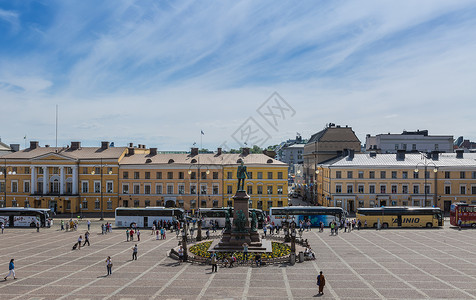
[115,207,185,228]
[269,206,346,227]
[0,207,51,227]
[198,208,265,229]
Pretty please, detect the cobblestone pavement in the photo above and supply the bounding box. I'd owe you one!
[1,219,476,299]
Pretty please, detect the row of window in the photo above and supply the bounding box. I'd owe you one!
[226,185,284,195]
[334,184,476,195]
[334,170,476,179]
[124,199,285,209]
[121,171,284,180]
[121,183,219,195]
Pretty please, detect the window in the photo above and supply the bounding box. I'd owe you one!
[257,172,263,179]
[66,200,71,209]
[156,184,163,194]
[178,184,185,194]
[391,185,397,194]
[82,181,88,193]
[402,171,408,179]
[107,167,113,174]
[402,185,408,194]
[358,185,364,193]
[425,171,430,179]
[213,185,219,195]
[24,181,30,193]
[25,167,30,174]
[123,171,129,179]
[122,184,129,194]
[134,200,139,208]
[156,172,162,179]
[227,185,233,194]
[134,184,140,194]
[445,186,451,195]
[106,181,113,193]
[213,200,219,208]
[257,186,263,195]
[200,171,206,180]
[227,200,233,207]
[95,199,100,209]
[134,172,140,179]
[473,172,476,179]
[425,185,430,194]
[336,185,342,193]
[248,172,253,179]
[95,167,100,175]
[413,185,419,194]
[278,201,283,207]
[213,172,219,179]
[277,185,283,194]
[167,172,173,179]
[94,181,101,193]
[267,201,273,209]
[82,167,88,174]
[144,184,151,194]
[369,185,375,194]
[460,171,466,179]
[347,171,353,179]
[413,171,419,179]
[190,185,196,194]
[11,181,18,193]
[358,171,364,179]
[445,171,450,179]
[200,185,207,195]
[247,185,253,195]
[268,172,273,179]
[0,182,4,194]
[156,200,161,206]
[145,172,150,179]
[167,185,173,194]
[391,171,397,179]
[461,186,466,195]
[380,185,386,194]
[82,200,88,209]
[336,171,342,179]
[257,200,263,209]
[380,171,386,179]
[347,185,353,193]
[107,200,112,210]
[358,200,364,208]
[278,172,283,179]
[179,172,184,179]
[472,186,476,195]
[369,171,375,179]
[190,172,196,179]
[227,172,233,179]
[267,185,273,194]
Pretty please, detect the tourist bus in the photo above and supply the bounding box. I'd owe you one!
[115,207,185,228]
[450,203,476,228]
[197,208,265,229]
[269,206,346,227]
[356,207,443,228]
[0,207,51,227]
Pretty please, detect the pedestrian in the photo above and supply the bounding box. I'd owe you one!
[1,223,4,234]
[255,253,261,267]
[206,229,210,239]
[178,245,184,264]
[106,256,112,275]
[126,229,130,242]
[156,229,160,240]
[77,235,82,250]
[344,220,348,232]
[61,220,65,231]
[83,231,90,246]
[130,229,134,241]
[317,271,325,295]
[263,225,267,237]
[4,259,16,280]
[210,252,218,272]
[364,220,367,228]
[87,220,91,231]
[330,222,335,235]
[320,221,324,233]
[36,222,40,232]
[243,243,249,262]
[132,244,138,260]
[137,229,141,241]
[458,219,462,231]
[152,224,156,235]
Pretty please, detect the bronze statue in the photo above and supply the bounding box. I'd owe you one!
[233,209,247,232]
[225,209,232,232]
[236,161,249,192]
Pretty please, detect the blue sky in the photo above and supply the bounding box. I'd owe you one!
[1,0,476,150]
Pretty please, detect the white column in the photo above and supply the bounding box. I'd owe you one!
[60,167,64,195]
[42,166,48,195]
[72,166,78,194]
[31,166,36,194]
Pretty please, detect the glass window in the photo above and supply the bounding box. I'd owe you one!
[156,172,162,179]
[134,172,140,179]
[402,171,408,179]
[24,181,30,193]
[358,171,364,179]
[145,172,150,179]
[380,185,386,193]
[107,200,113,210]
[82,182,88,193]
[247,185,253,195]
[460,171,466,179]
[82,200,88,209]
[391,171,397,179]
[213,185,219,195]
[268,172,273,179]
[167,185,173,194]
[369,185,375,194]
[201,172,207,180]
[391,185,397,194]
[445,186,450,194]
[336,171,342,179]
[413,171,419,179]
[413,185,419,194]
[134,184,140,194]
[472,186,476,195]
[277,185,283,195]
[200,185,207,195]
[190,185,196,194]
[257,172,263,179]
[402,185,408,194]
[178,184,185,194]
[347,171,353,179]
[227,185,233,194]
[145,185,151,194]
[123,171,129,179]
[94,182,101,193]
[213,172,219,179]
[179,172,184,179]
[167,172,173,179]
[380,171,386,179]
[257,186,263,194]
[369,171,375,179]
[461,186,466,195]
[227,172,233,179]
[95,200,100,209]
[358,185,364,193]
[133,200,139,208]
[336,185,342,193]
[347,185,353,193]
[122,184,129,194]
[106,181,113,193]
[278,172,283,179]
[445,171,450,179]
[267,185,273,194]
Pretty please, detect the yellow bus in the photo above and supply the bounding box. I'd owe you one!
[356,207,443,229]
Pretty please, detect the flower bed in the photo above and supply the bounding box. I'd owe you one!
[189,241,291,260]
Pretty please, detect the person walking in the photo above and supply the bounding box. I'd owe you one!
[36,221,40,232]
[4,259,16,280]
[83,231,90,247]
[317,271,325,295]
[458,218,462,231]
[210,252,218,272]
[243,243,249,262]
[130,229,134,241]
[106,256,112,275]
[137,229,141,241]
[330,222,335,235]
[132,244,138,260]
[178,246,184,264]
[320,221,324,233]
[87,220,91,231]
[61,220,65,231]
[77,235,83,250]
[1,223,4,234]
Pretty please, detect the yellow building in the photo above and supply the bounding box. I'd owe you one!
[317,150,476,214]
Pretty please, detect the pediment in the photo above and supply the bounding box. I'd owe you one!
[31,152,77,162]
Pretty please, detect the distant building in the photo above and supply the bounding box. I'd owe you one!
[365,130,453,153]
[280,144,304,173]
[454,136,476,151]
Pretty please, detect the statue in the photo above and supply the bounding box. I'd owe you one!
[233,209,247,232]
[237,161,249,192]
[225,209,232,232]
[251,211,257,232]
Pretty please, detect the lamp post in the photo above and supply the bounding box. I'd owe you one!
[188,164,209,241]
[0,159,16,207]
[414,156,438,207]
[181,221,188,262]
[91,158,112,220]
[290,222,296,265]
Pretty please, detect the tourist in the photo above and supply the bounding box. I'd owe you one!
[106,256,112,275]
[156,229,160,240]
[344,220,348,232]
[335,222,339,235]
[210,252,218,272]
[255,253,262,267]
[83,231,90,247]
[61,220,64,231]
[77,235,82,250]
[126,229,130,242]
[130,229,134,241]
[206,229,210,239]
[243,243,249,261]
[1,223,4,234]
[320,221,324,233]
[137,229,141,241]
[263,225,267,237]
[307,220,312,231]
[229,254,236,268]
[36,222,40,232]
[458,219,462,231]
[4,259,15,280]
[87,220,91,231]
[152,224,156,235]
[305,245,316,260]
[132,244,138,260]
[364,220,368,228]
[178,246,184,264]
[161,227,166,239]
[330,222,335,235]
[317,271,325,295]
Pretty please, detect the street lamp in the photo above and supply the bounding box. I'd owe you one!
[0,159,16,207]
[414,156,438,207]
[181,221,188,262]
[91,158,112,220]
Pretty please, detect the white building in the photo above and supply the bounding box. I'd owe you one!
[365,130,453,153]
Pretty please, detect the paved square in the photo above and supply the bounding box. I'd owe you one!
[1,219,476,299]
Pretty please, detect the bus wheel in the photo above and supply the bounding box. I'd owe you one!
[426,223,433,228]
[382,223,388,229]
[471,223,476,228]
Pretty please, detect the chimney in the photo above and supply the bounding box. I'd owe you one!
[138,144,142,149]
[45,145,50,148]
[348,149,355,160]
[129,143,133,148]
[191,147,199,156]
[128,147,135,155]
[101,141,109,150]
[9,144,20,152]
[71,142,81,150]
[369,151,377,158]
[343,149,349,157]
[30,141,39,149]
[149,148,157,156]
[217,148,222,155]
[431,151,439,160]
[456,149,464,159]
[142,144,146,149]
[242,147,250,156]
[396,149,406,161]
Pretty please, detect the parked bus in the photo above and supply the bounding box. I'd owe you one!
[269,206,346,227]
[450,203,476,228]
[0,207,51,227]
[115,207,185,228]
[356,207,443,228]
[197,208,265,229]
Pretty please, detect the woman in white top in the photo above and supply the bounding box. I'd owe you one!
[106,256,112,275]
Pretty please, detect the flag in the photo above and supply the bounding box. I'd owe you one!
[24,135,26,139]
[193,142,196,146]
[201,130,204,135]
